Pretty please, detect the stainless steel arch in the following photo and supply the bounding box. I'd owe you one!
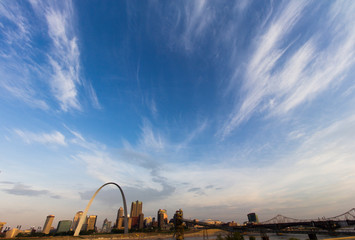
[73,182,128,236]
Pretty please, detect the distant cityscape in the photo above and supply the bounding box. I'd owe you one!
[0,200,261,238]
[2,201,355,240]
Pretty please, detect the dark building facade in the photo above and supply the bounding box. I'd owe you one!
[247,213,259,223]
[56,220,72,233]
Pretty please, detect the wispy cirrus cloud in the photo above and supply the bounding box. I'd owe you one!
[63,124,161,189]
[43,1,81,111]
[219,1,355,138]
[146,0,219,52]
[176,119,208,151]
[0,1,50,110]
[219,0,309,138]
[139,119,165,152]
[67,119,209,202]
[181,0,214,50]
[14,129,66,146]
[0,0,100,112]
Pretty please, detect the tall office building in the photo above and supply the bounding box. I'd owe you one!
[130,201,143,228]
[115,207,124,229]
[157,209,168,228]
[138,213,144,230]
[101,218,111,233]
[86,215,97,231]
[42,215,55,234]
[56,220,72,233]
[71,211,83,231]
[130,200,142,217]
[118,207,124,218]
[247,213,259,223]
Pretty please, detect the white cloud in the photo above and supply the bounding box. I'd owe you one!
[139,120,165,152]
[181,0,214,50]
[0,0,101,112]
[0,1,50,110]
[176,120,208,151]
[67,119,210,197]
[220,1,355,138]
[86,80,101,109]
[14,129,66,146]
[45,3,81,111]
[219,0,309,138]
[64,125,164,190]
[71,144,163,191]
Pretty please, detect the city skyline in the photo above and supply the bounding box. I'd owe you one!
[1,0,355,230]
[2,204,355,236]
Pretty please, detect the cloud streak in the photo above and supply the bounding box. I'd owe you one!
[14,129,66,146]
[0,0,100,112]
[44,1,82,111]
[0,1,50,110]
[220,1,355,138]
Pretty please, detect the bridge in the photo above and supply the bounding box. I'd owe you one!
[181,209,355,240]
[255,208,355,232]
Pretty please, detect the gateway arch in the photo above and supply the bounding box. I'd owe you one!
[73,182,128,236]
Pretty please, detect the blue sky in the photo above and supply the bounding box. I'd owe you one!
[1,0,355,229]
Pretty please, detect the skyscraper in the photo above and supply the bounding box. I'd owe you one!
[115,207,124,229]
[42,215,55,234]
[101,218,112,233]
[138,213,144,230]
[247,213,259,223]
[157,209,168,228]
[71,211,83,231]
[130,200,142,217]
[56,220,72,233]
[118,207,124,218]
[86,215,97,231]
[130,200,143,228]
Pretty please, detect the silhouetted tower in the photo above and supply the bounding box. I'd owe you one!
[247,213,259,223]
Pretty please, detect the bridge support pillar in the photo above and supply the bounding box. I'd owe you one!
[308,233,317,240]
[261,232,269,240]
